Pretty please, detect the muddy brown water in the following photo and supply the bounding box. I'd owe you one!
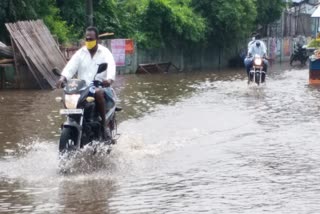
[0,65,320,213]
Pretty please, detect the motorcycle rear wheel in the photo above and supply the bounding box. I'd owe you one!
[59,128,77,154]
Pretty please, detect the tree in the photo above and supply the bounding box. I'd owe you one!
[255,0,285,35]
[192,0,257,48]
[127,0,206,48]
[0,0,71,43]
[256,0,285,26]
[0,0,283,48]
[56,0,131,40]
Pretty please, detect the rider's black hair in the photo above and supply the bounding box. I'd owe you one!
[86,26,99,39]
[255,33,261,40]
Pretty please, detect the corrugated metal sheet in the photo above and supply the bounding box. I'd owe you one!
[5,20,66,89]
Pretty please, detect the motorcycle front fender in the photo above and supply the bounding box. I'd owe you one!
[61,117,83,149]
[62,117,82,134]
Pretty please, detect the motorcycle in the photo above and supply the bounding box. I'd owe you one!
[54,63,121,155]
[248,54,266,85]
[290,44,308,66]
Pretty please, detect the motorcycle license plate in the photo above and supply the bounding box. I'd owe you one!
[60,109,83,115]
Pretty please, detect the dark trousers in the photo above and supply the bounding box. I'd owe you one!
[244,57,269,77]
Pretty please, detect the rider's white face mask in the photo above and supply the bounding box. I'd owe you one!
[252,37,255,41]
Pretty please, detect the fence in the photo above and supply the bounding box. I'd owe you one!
[61,38,304,74]
[262,36,312,63]
[59,36,312,76]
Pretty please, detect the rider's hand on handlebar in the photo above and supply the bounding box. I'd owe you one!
[55,76,66,89]
[103,79,113,87]
[264,56,271,60]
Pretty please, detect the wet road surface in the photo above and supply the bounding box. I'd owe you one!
[0,65,320,213]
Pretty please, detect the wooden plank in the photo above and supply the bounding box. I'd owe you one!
[0,46,13,58]
[19,22,53,87]
[10,35,21,89]
[7,23,45,88]
[35,20,66,64]
[99,32,114,38]
[31,20,65,83]
[136,62,180,74]
[155,64,165,73]
[0,64,14,67]
[18,21,50,87]
[5,20,67,89]
[33,21,62,85]
[0,59,14,64]
[33,21,65,78]
[137,66,151,74]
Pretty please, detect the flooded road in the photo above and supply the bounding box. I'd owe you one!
[1,65,320,213]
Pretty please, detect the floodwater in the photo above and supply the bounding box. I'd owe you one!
[0,65,320,213]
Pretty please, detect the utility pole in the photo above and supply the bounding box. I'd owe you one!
[85,0,93,26]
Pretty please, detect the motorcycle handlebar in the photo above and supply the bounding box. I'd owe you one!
[61,82,66,88]
[250,56,270,60]
[92,80,104,87]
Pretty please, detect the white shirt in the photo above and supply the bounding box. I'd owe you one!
[247,37,255,51]
[248,40,267,57]
[61,44,116,85]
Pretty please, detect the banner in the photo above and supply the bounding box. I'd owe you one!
[125,39,134,54]
[283,38,291,56]
[276,39,281,56]
[111,39,126,66]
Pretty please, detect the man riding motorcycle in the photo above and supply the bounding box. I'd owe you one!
[247,33,266,54]
[56,26,116,141]
[244,35,268,82]
[290,42,308,66]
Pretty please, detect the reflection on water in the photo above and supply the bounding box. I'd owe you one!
[1,66,320,213]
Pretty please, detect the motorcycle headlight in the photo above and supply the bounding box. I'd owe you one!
[254,58,262,66]
[64,94,80,109]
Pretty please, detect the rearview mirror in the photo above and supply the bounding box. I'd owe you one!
[97,63,108,74]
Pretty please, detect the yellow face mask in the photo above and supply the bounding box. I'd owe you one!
[85,40,97,50]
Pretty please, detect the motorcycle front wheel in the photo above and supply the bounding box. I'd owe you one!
[59,128,77,154]
[255,73,261,85]
[301,57,308,66]
[290,55,295,66]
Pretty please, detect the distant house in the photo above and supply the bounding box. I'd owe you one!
[279,0,320,37]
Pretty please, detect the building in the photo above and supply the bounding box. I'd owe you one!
[267,0,320,37]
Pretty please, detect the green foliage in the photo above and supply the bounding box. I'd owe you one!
[192,0,257,47]
[256,0,285,26]
[56,0,132,40]
[57,0,206,48]
[42,3,72,43]
[308,39,320,48]
[0,0,71,43]
[127,0,206,48]
[93,0,129,37]
[0,0,285,48]
[56,0,86,39]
